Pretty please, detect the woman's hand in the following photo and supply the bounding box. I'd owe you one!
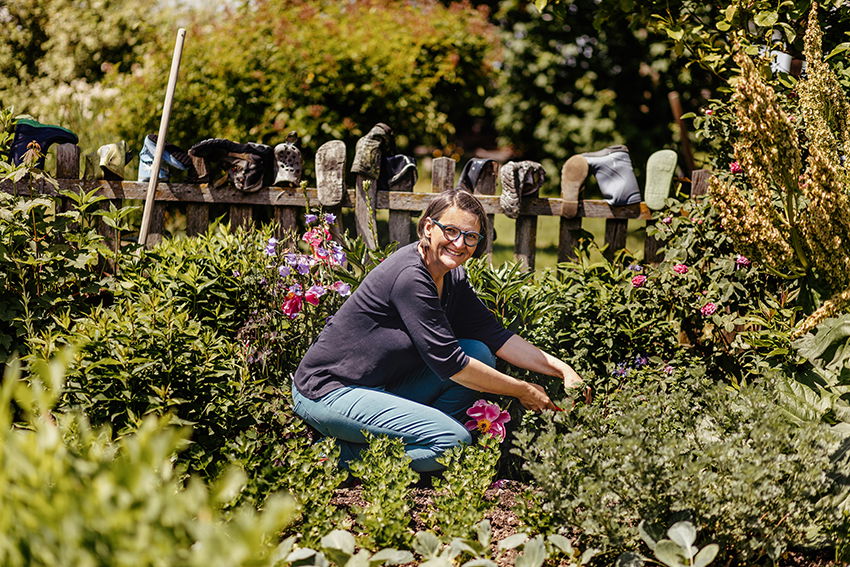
[561,364,584,390]
[518,382,559,411]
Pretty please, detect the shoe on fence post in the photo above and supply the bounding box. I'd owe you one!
[560,154,588,218]
[644,149,678,211]
[351,123,393,180]
[189,138,275,192]
[582,145,641,206]
[499,160,545,219]
[11,117,78,169]
[378,154,418,191]
[138,134,193,182]
[316,140,346,207]
[273,131,303,188]
[98,141,130,180]
[458,158,496,193]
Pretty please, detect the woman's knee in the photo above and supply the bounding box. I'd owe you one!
[458,339,496,368]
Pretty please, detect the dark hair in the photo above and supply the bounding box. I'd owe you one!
[417,188,489,258]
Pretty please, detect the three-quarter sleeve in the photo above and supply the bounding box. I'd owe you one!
[390,266,470,380]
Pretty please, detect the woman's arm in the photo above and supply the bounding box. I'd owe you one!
[495,335,584,390]
[450,358,558,411]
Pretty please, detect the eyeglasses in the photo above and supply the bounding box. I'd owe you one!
[429,218,484,247]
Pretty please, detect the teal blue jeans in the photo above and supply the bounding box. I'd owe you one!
[291,339,496,472]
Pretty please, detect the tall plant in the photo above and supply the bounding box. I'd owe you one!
[709,4,850,335]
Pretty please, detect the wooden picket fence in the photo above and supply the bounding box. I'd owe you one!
[0,142,711,270]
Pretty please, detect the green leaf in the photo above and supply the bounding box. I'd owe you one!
[638,521,658,551]
[322,529,356,554]
[414,531,442,559]
[654,540,687,567]
[753,11,778,27]
[716,21,731,32]
[693,544,719,567]
[515,536,546,567]
[497,533,529,550]
[533,0,548,12]
[546,533,573,554]
[461,560,498,567]
[615,552,645,567]
[666,522,696,557]
[370,549,414,565]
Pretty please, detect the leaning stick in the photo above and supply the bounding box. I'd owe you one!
[139,28,186,245]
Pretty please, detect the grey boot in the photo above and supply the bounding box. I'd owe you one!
[351,123,393,180]
[582,145,641,206]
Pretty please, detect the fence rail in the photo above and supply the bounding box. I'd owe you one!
[0,142,706,270]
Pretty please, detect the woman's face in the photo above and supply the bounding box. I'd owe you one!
[422,205,481,275]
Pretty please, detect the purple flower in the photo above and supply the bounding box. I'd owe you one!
[612,362,629,377]
[491,479,510,490]
[628,264,643,272]
[232,270,241,277]
[736,255,751,267]
[672,263,689,274]
[631,275,647,288]
[304,213,318,225]
[634,355,648,368]
[330,242,347,266]
[663,365,674,375]
[305,284,327,306]
[331,281,351,296]
[323,213,337,224]
[700,302,718,316]
[288,283,303,296]
[278,265,292,277]
[264,237,279,256]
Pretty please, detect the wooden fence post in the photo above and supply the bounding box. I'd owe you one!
[229,204,253,231]
[355,174,379,249]
[691,169,712,197]
[515,206,538,271]
[558,158,583,262]
[55,144,79,214]
[316,140,346,239]
[388,171,415,246]
[603,217,627,262]
[431,157,455,192]
[185,155,210,236]
[473,161,498,260]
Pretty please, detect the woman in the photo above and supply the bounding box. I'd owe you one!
[292,188,583,472]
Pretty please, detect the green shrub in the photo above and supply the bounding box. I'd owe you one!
[0,353,295,567]
[512,374,848,562]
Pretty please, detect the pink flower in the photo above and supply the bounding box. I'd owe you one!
[663,365,674,375]
[465,400,511,441]
[304,284,326,306]
[704,108,714,116]
[282,293,303,319]
[672,263,689,274]
[700,302,717,316]
[729,161,743,174]
[735,255,751,267]
[661,216,673,224]
[631,274,647,288]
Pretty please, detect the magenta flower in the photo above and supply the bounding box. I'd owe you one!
[631,274,647,288]
[465,400,511,441]
[729,161,743,174]
[672,263,689,274]
[305,284,326,306]
[700,302,718,316]
[661,216,673,224]
[735,255,751,267]
[704,108,714,116]
[282,294,303,319]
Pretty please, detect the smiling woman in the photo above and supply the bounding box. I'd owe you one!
[291,188,584,472]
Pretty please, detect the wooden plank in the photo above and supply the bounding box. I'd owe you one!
[691,169,712,197]
[229,205,253,231]
[355,174,378,249]
[514,215,538,271]
[431,157,455,192]
[0,179,653,219]
[603,218,628,262]
[473,161,498,258]
[186,203,209,236]
[388,174,415,246]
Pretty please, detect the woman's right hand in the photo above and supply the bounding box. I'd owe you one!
[518,382,559,411]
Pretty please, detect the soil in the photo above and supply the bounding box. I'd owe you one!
[327,482,842,567]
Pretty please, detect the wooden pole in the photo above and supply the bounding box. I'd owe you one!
[138,28,186,246]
